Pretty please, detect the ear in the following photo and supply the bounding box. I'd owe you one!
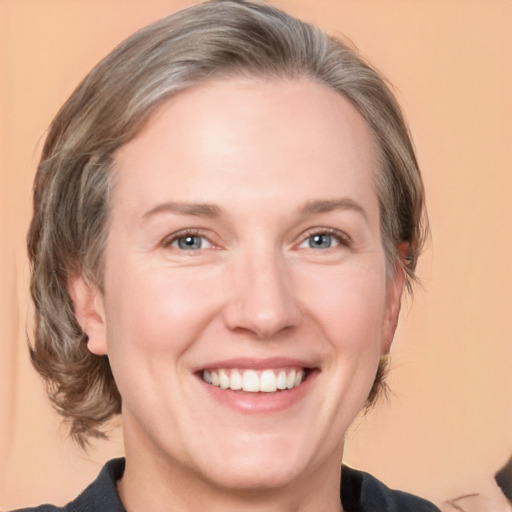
[381,244,407,355]
[68,273,108,356]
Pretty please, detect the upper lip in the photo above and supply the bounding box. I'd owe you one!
[192,357,318,373]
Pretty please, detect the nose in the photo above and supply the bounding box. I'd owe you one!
[222,249,303,339]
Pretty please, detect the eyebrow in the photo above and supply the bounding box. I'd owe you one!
[142,201,222,220]
[298,198,369,223]
[142,197,368,223]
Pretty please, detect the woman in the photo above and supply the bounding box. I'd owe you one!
[19,0,436,510]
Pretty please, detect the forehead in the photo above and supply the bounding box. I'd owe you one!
[112,77,379,223]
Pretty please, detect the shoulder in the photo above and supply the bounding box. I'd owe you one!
[8,508,63,512]
[341,465,440,512]
[7,458,126,512]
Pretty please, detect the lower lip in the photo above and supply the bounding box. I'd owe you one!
[197,371,318,414]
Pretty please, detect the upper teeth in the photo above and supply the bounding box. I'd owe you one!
[202,368,305,393]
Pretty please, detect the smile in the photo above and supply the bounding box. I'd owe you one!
[201,368,306,393]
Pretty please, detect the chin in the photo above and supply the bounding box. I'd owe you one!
[192,435,318,494]
[202,460,306,494]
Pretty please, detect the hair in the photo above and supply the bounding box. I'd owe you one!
[27,0,427,446]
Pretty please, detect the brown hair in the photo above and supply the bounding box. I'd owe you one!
[28,0,427,445]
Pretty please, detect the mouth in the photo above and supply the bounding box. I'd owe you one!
[199,367,310,393]
[194,359,318,412]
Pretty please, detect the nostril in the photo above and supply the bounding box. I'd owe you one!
[222,291,303,339]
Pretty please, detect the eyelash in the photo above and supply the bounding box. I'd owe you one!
[161,229,213,250]
[298,228,352,250]
[161,227,352,252]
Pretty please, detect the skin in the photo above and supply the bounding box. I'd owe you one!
[71,78,405,512]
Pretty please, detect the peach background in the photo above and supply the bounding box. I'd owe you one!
[1,0,511,510]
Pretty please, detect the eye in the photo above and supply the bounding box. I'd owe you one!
[298,229,350,250]
[301,233,339,249]
[164,232,214,251]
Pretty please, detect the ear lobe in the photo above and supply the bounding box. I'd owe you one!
[381,247,407,355]
[68,273,108,356]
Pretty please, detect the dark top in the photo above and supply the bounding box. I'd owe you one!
[10,458,440,511]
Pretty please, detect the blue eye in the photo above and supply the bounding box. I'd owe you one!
[171,235,212,251]
[299,232,344,250]
[309,234,337,249]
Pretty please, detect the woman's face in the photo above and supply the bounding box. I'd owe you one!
[82,78,404,494]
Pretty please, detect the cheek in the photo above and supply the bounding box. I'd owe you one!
[101,261,225,419]
[103,259,224,356]
[298,260,388,351]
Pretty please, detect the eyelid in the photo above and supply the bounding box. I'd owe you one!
[296,227,352,249]
[160,227,351,251]
[161,228,217,250]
